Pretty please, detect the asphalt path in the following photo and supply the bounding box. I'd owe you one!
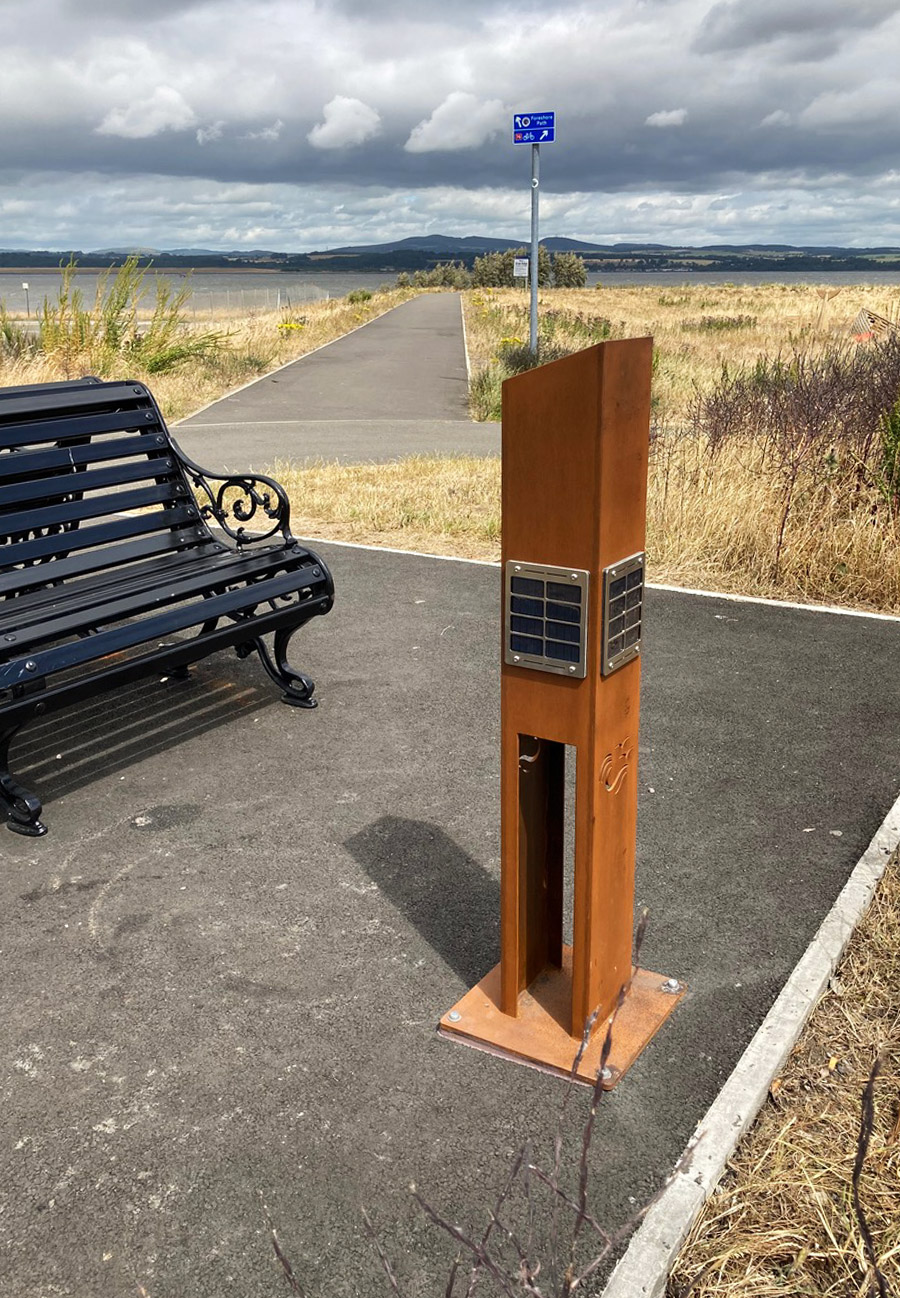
[3,543,900,1297]
[175,292,498,467]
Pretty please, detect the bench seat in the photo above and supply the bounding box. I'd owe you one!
[0,376,334,837]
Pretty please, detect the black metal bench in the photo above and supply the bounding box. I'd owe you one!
[0,376,334,838]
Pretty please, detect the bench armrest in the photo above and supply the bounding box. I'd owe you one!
[176,449,295,546]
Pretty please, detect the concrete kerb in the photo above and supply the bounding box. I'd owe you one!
[601,789,900,1298]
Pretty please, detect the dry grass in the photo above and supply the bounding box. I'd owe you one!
[462,284,900,423]
[646,437,900,613]
[0,288,414,423]
[272,437,900,614]
[668,855,900,1298]
[272,455,501,561]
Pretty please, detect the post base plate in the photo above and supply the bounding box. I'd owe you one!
[440,947,684,1089]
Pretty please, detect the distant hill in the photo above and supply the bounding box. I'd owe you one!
[2,236,899,275]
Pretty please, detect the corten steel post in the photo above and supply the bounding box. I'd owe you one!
[441,339,684,1087]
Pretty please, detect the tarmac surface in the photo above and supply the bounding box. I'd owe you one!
[176,293,498,467]
[3,545,900,1298]
[3,296,900,1296]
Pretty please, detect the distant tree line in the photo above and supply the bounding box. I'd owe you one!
[396,248,587,290]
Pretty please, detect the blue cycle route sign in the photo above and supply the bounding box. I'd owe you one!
[513,111,556,144]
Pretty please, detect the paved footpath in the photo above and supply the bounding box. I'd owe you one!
[176,292,500,467]
[3,305,900,1296]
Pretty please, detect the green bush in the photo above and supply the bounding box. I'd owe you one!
[346,289,373,304]
[472,246,551,288]
[551,251,587,288]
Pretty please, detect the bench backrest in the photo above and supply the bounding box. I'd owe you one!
[0,378,209,601]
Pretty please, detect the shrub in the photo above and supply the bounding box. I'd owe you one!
[346,289,373,304]
[472,246,551,288]
[36,257,222,377]
[551,251,587,288]
[691,335,900,576]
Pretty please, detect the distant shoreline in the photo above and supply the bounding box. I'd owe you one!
[0,265,289,275]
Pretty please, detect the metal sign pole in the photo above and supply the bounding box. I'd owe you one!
[530,143,540,354]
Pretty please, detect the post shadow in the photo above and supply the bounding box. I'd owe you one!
[345,815,500,987]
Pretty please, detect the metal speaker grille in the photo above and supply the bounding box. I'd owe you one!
[505,561,589,678]
[601,552,645,676]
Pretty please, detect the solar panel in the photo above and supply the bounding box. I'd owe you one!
[504,561,589,678]
[601,552,645,675]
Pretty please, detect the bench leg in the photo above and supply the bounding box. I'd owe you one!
[248,629,318,709]
[0,727,47,838]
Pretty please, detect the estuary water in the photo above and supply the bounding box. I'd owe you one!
[3,267,900,316]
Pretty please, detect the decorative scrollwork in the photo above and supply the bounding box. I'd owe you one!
[182,464,293,546]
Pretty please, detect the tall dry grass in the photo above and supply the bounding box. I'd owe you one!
[463,283,900,423]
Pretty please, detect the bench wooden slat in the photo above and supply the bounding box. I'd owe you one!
[5,549,318,649]
[0,565,322,689]
[0,529,200,599]
[1,504,198,568]
[1,480,188,538]
[0,434,172,483]
[4,543,293,636]
[0,455,178,509]
[0,381,152,421]
[0,407,159,454]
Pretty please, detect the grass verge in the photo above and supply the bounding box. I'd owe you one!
[273,435,900,613]
[668,854,900,1297]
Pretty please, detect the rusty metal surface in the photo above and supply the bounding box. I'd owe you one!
[441,948,685,1088]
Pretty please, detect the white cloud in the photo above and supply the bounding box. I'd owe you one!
[799,79,900,129]
[244,119,284,141]
[196,120,225,145]
[307,97,380,149]
[96,85,196,139]
[645,108,688,128]
[760,109,791,127]
[405,92,505,153]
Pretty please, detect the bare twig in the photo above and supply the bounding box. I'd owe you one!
[465,1143,530,1296]
[362,1206,407,1298]
[260,1194,306,1296]
[415,1192,521,1298]
[852,1055,890,1298]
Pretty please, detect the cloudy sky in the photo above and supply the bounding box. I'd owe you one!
[2,0,900,251]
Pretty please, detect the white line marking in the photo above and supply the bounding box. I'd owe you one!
[301,539,900,621]
[648,580,900,622]
[178,419,489,429]
[460,293,472,384]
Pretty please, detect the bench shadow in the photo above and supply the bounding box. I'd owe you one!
[346,815,499,987]
[12,663,276,809]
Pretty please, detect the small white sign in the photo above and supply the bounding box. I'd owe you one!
[513,258,529,278]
